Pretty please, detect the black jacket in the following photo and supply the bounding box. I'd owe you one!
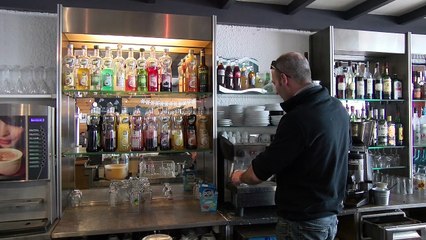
[251,85,350,221]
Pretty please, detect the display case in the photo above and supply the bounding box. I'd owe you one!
[310,26,411,178]
[57,5,217,210]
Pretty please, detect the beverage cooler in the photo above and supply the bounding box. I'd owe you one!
[0,103,58,237]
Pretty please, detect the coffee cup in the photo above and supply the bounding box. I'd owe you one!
[0,148,23,176]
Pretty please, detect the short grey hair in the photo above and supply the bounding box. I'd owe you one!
[275,52,312,84]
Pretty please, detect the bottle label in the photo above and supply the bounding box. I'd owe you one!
[80,72,89,86]
[104,60,112,68]
[65,58,75,68]
[218,69,225,76]
[388,125,395,146]
[189,75,197,89]
[117,73,125,87]
[160,132,170,147]
[366,78,374,95]
[375,83,383,91]
[173,131,184,147]
[383,78,392,94]
[162,74,171,88]
[149,74,157,88]
[128,75,136,88]
[121,130,129,147]
[64,71,74,86]
[394,81,402,99]
[131,130,142,148]
[188,130,197,146]
[138,74,147,88]
[337,82,346,90]
[80,59,88,67]
[103,73,112,87]
[91,73,101,88]
[356,81,365,96]
[378,125,387,137]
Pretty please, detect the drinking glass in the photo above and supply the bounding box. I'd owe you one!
[69,189,83,207]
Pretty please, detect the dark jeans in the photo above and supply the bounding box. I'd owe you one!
[276,215,338,240]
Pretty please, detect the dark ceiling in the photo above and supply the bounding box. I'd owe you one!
[0,0,425,34]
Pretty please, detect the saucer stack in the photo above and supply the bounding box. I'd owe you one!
[244,106,270,126]
[270,115,283,126]
[218,118,232,127]
[229,105,244,126]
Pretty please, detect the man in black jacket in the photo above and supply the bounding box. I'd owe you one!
[231,52,350,240]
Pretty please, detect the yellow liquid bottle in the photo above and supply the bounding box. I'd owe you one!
[76,45,90,90]
[117,107,131,152]
[171,109,185,150]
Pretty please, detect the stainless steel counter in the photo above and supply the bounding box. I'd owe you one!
[52,198,227,238]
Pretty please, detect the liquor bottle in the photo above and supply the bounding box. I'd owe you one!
[62,43,76,90]
[364,62,374,99]
[159,48,172,92]
[336,61,346,99]
[90,45,102,91]
[136,48,148,92]
[395,112,404,146]
[144,107,158,151]
[387,115,396,146]
[217,62,225,89]
[103,102,117,152]
[125,48,137,92]
[233,65,242,90]
[197,107,210,149]
[131,106,143,151]
[101,46,114,91]
[76,45,90,90]
[178,59,185,92]
[117,107,131,152]
[392,74,403,100]
[373,62,383,99]
[86,102,101,152]
[147,46,159,92]
[185,49,198,92]
[186,109,197,150]
[198,49,209,92]
[240,63,248,90]
[159,107,171,150]
[382,62,392,100]
[413,71,422,99]
[171,108,185,150]
[413,107,421,145]
[377,108,388,146]
[345,61,355,99]
[248,67,256,88]
[225,65,233,89]
[355,63,365,99]
[113,44,126,91]
[421,107,426,144]
[372,108,379,146]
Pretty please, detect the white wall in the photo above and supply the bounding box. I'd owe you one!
[0,9,56,67]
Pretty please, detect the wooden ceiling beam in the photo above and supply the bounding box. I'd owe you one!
[218,0,236,9]
[286,0,315,15]
[397,5,426,24]
[343,0,395,20]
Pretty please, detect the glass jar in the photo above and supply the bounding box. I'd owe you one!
[414,165,426,191]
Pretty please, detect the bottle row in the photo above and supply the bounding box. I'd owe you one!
[83,102,210,153]
[412,70,426,100]
[335,61,403,100]
[412,107,426,146]
[216,63,265,91]
[62,44,210,93]
[347,102,404,147]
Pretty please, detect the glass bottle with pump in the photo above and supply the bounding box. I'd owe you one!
[113,44,126,91]
[62,43,76,90]
[101,46,114,91]
[76,45,90,90]
[144,107,158,151]
[171,108,185,150]
[147,46,159,92]
[125,48,137,92]
[197,107,210,149]
[131,106,143,151]
[159,48,172,92]
[198,48,209,92]
[185,49,198,92]
[90,45,102,90]
[86,102,101,152]
[103,102,117,152]
[117,107,131,152]
[159,107,172,150]
[136,48,148,92]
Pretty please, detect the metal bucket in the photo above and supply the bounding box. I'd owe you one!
[351,121,374,145]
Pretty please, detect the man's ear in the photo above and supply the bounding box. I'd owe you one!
[280,72,288,86]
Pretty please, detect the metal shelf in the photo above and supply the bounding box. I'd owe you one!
[62,90,212,99]
[62,147,212,157]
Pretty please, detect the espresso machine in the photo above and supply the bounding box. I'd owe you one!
[344,121,374,208]
[218,136,276,216]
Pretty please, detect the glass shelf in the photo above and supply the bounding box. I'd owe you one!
[372,166,406,171]
[338,98,405,102]
[62,90,212,99]
[412,99,426,102]
[368,146,405,150]
[62,147,212,157]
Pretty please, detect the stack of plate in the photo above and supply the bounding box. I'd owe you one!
[229,105,244,126]
[218,118,232,127]
[244,110,270,126]
[265,103,282,111]
[270,115,283,126]
[217,110,226,120]
[245,105,266,112]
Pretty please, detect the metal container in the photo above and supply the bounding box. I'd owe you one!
[351,121,374,145]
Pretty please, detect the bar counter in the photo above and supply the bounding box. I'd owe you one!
[52,198,227,239]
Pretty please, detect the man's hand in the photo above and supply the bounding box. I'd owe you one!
[231,170,244,185]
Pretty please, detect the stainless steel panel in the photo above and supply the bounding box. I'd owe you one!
[334,28,405,54]
[411,34,426,54]
[62,6,212,41]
